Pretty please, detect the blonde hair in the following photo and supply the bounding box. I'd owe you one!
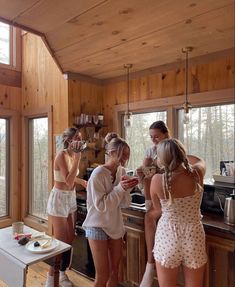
[105,132,129,162]
[157,138,193,204]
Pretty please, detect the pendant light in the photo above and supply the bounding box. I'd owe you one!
[182,47,193,125]
[123,64,133,128]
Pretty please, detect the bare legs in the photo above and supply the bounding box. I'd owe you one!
[88,238,123,287]
[140,178,159,287]
[156,262,206,287]
[48,213,75,276]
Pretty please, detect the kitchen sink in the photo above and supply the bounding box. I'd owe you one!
[130,193,145,208]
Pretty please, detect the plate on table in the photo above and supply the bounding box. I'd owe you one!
[25,236,60,254]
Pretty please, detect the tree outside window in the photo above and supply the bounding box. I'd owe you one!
[0,118,8,217]
[29,117,48,220]
[178,104,234,181]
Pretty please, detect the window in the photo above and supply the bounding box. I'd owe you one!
[178,104,234,181]
[0,22,11,65]
[124,111,167,171]
[0,118,9,217]
[29,117,49,220]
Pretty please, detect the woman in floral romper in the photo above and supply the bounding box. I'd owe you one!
[151,138,207,287]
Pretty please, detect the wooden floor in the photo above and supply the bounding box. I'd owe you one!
[0,262,94,287]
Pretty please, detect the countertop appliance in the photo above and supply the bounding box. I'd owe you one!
[201,184,234,215]
[224,190,235,226]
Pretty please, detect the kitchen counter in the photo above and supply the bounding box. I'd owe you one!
[202,212,235,239]
[125,205,235,237]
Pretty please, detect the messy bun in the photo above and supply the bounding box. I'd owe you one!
[105,132,129,162]
[104,132,119,144]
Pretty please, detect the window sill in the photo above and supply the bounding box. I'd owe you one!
[23,215,48,233]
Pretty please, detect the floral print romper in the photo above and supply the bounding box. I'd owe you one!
[153,175,207,269]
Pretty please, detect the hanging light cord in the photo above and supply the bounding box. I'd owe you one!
[127,65,130,113]
[185,49,189,105]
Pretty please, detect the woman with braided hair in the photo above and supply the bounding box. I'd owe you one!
[151,138,207,287]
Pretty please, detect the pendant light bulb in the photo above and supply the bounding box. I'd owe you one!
[183,111,190,125]
[124,64,133,128]
[124,111,133,128]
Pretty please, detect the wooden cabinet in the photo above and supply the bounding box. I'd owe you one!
[121,209,146,286]
[120,208,235,287]
[204,234,235,287]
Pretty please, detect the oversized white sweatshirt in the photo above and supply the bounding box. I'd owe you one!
[82,165,131,239]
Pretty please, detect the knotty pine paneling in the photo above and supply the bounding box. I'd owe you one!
[0,83,21,111]
[103,56,234,133]
[21,33,68,135]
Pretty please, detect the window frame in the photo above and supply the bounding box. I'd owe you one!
[22,106,53,232]
[0,108,20,228]
[0,22,21,71]
[114,88,234,145]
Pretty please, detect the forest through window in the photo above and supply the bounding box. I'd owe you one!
[0,118,8,217]
[178,104,234,181]
[29,117,48,220]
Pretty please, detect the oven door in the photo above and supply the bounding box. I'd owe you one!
[71,219,95,279]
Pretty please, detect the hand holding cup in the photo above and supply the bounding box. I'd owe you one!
[71,140,87,153]
[121,175,139,191]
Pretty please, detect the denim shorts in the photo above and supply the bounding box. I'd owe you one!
[85,227,110,240]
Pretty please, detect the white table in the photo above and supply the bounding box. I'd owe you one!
[0,226,71,287]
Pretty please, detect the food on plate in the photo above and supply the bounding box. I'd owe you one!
[41,238,52,248]
[33,241,40,247]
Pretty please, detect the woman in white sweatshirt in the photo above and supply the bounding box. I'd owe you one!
[82,132,139,287]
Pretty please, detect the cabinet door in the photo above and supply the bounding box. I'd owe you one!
[205,234,235,287]
[122,227,146,286]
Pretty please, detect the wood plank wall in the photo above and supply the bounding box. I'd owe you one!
[102,57,235,133]
[0,83,21,110]
[21,33,69,135]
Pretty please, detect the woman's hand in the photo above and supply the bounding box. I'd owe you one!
[75,178,87,188]
[120,176,139,191]
[71,140,87,153]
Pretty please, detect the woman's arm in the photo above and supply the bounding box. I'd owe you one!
[150,174,162,219]
[187,154,206,178]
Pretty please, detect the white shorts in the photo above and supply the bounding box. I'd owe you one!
[47,187,77,217]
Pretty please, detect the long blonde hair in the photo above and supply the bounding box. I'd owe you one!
[157,138,193,204]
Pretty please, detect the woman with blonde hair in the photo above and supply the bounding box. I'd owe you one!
[151,138,207,287]
[83,132,139,287]
[45,127,87,287]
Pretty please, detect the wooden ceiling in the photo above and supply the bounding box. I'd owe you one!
[0,0,234,79]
